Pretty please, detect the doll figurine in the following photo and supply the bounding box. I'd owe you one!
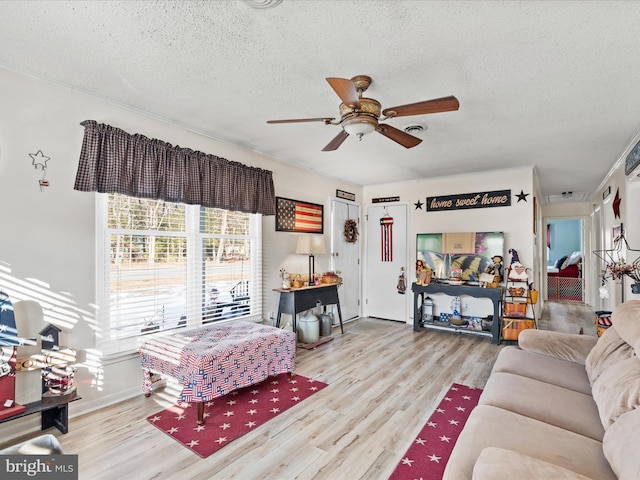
[485,255,503,282]
[416,260,432,286]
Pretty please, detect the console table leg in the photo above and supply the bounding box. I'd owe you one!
[335,302,344,334]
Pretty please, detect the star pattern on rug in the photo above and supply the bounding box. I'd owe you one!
[388,384,482,479]
[147,373,327,458]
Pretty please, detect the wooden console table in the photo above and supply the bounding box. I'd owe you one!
[412,282,502,345]
[273,284,344,334]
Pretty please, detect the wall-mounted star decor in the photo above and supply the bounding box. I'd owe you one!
[29,150,50,170]
[28,150,51,191]
[613,188,621,219]
[516,190,529,202]
[414,199,424,210]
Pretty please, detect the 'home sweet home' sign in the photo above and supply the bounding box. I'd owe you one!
[426,189,511,212]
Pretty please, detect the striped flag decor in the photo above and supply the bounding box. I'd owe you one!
[276,197,323,233]
[380,215,394,262]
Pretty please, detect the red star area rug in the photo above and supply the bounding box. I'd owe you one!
[147,373,327,458]
[389,383,482,480]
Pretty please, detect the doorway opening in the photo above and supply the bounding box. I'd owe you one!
[545,218,585,303]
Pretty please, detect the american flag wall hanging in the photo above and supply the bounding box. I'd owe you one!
[380,215,394,261]
[275,196,324,233]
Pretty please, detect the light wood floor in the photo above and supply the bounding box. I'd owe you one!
[8,301,596,479]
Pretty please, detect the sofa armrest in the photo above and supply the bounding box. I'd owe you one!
[0,434,63,455]
[518,329,597,365]
[473,447,594,480]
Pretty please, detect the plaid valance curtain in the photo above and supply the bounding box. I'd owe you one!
[74,120,276,215]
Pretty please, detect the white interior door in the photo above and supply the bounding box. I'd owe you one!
[364,203,408,321]
[331,199,361,322]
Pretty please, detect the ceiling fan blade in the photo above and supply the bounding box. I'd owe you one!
[382,96,460,118]
[326,77,361,108]
[377,124,422,149]
[267,117,334,124]
[322,130,350,151]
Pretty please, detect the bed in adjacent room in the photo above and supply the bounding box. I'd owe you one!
[547,251,583,302]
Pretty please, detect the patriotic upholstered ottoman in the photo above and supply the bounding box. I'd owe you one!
[139,320,296,424]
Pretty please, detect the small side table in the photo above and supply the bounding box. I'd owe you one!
[273,284,344,334]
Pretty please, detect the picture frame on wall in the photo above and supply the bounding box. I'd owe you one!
[613,223,623,241]
[275,196,324,234]
[625,140,640,175]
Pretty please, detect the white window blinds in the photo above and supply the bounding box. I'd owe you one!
[98,193,262,354]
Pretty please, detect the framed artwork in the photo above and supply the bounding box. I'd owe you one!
[613,223,623,242]
[416,231,504,281]
[275,196,324,233]
[625,140,640,175]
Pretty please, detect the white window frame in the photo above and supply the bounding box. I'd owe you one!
[96,193,262,355]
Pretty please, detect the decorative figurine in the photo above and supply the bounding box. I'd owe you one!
[397,267,406,294]
[484,255,504,282]
[449,295,467,325]
[416,260,432,286]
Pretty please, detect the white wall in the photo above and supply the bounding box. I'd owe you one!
[590,128,640,310]
[0,67,361,439]
[363,167,536,322]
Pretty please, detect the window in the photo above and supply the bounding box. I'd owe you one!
[98,193,262,354]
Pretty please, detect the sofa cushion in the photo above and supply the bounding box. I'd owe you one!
[472,447,593,480]
[592,356,640,429]
[442,405,616,480]
[611,299,640,353]
[492,346,592,395]
[518,330,597,365]
[603,406,640,480]
[480,372,604,440]
[585,326,634,385]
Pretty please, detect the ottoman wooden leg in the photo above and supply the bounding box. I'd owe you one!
[197,402,205,425]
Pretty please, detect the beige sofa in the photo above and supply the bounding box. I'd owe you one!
[443,300,640,480]
[0,434,63,455]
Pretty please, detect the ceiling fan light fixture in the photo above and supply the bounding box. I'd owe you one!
[341,116,377,140]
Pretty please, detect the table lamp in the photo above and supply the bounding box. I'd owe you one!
[296,235,326,286]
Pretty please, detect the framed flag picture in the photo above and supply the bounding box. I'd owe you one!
[275,197,324,233]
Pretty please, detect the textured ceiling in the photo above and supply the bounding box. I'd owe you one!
[1,0,640,202]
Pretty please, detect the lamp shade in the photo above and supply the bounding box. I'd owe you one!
[296,235,326,255]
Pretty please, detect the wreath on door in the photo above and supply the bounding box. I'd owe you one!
[344,219,359,243]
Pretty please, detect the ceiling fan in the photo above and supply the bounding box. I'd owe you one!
[267,75,459,151]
